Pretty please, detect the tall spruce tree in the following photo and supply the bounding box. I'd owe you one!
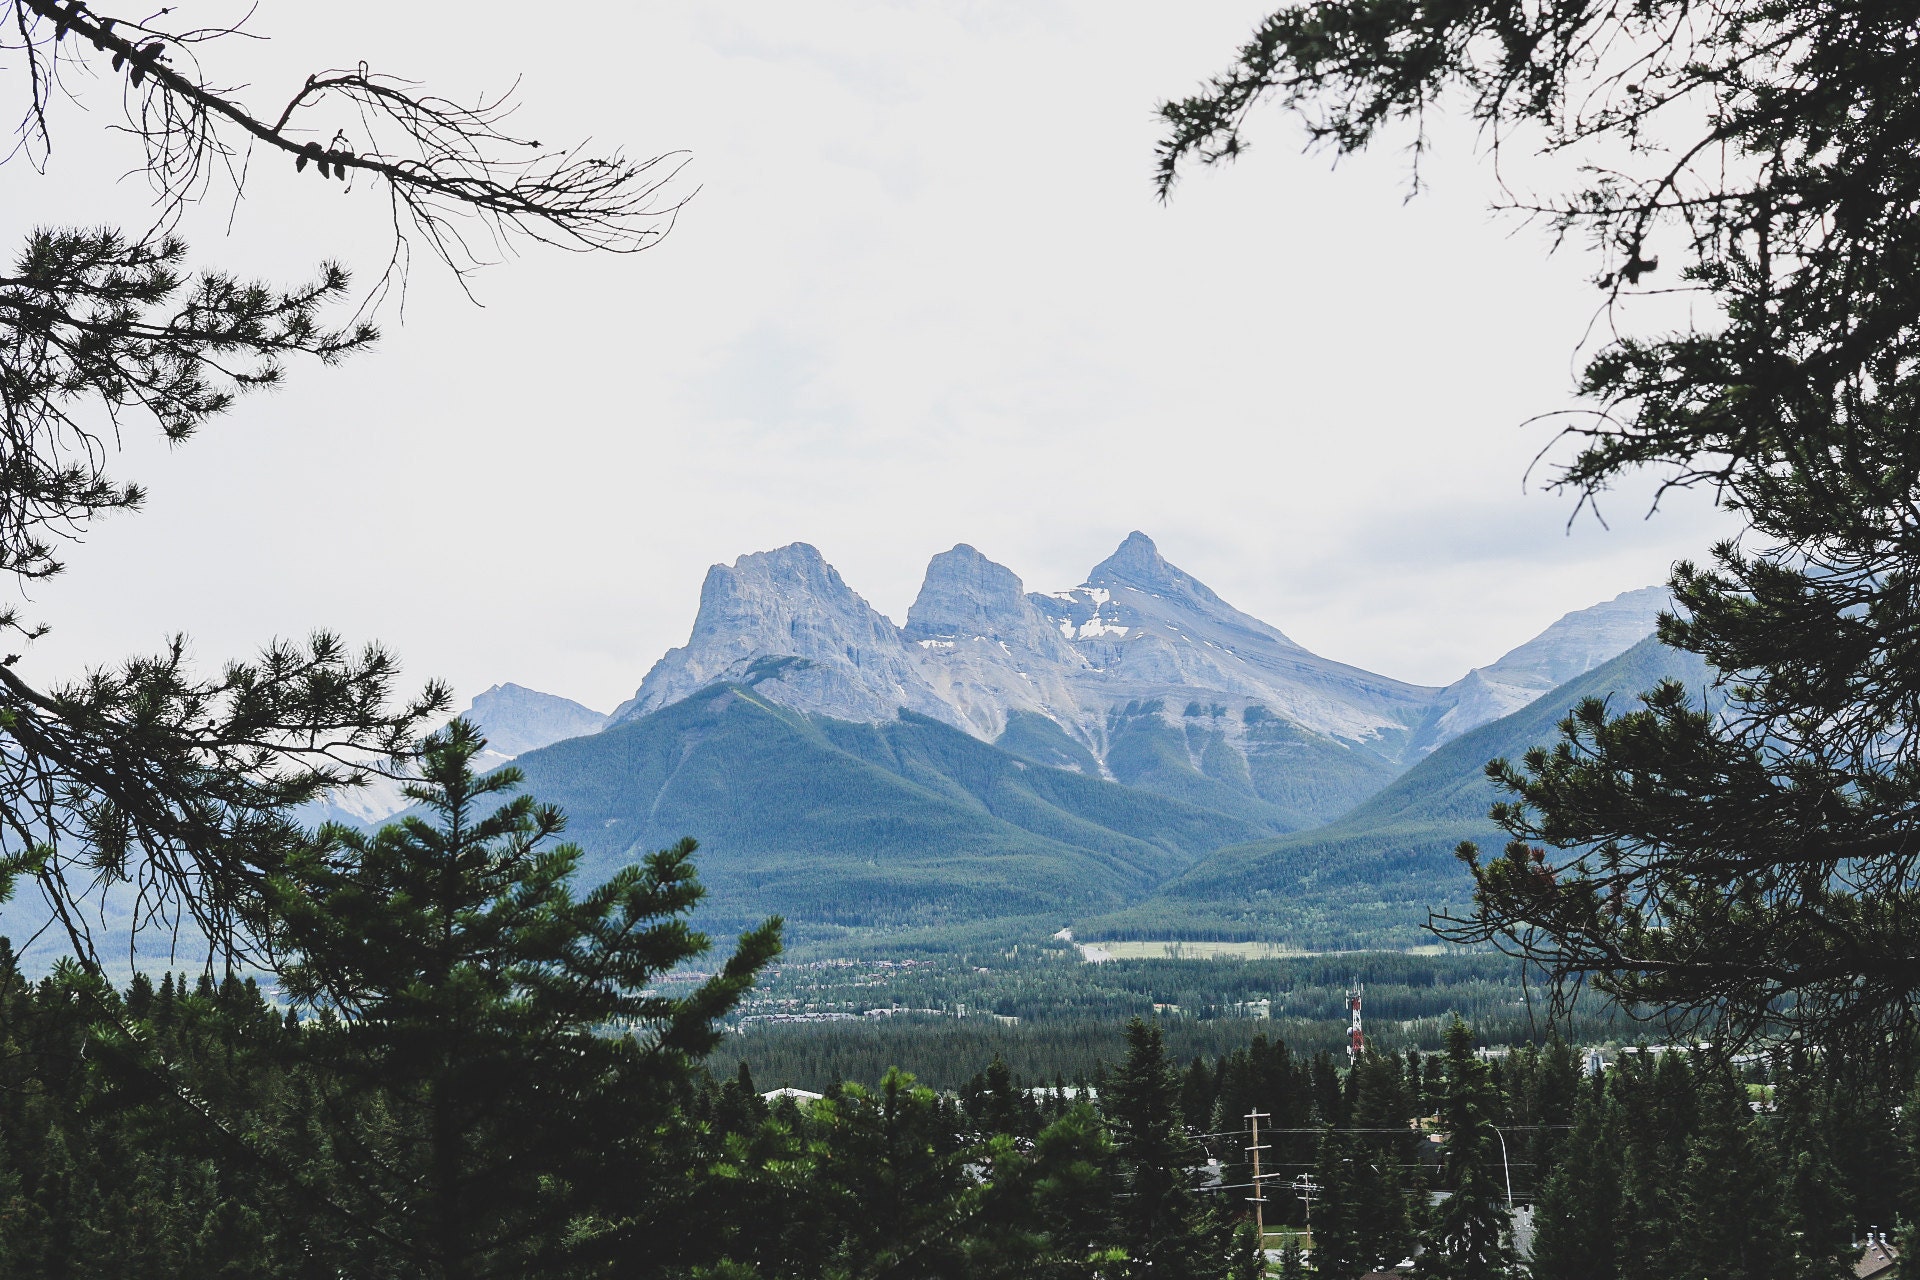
[1215,1034,1312,1227]
[265,720,780,1279]
[809,1070,976,1277]
[1309,1126,1366,1280]
[1678,1062,1790,1280]
[1347,1051,1418,1269]
[1103,1018,1231,1280]
[1155,0,1920,1049]
[1528,1074,1621,1280]
[1608,1051,1698,1280]
[1416,1021,1513,1280]
[1504,1035,1580,1190]
[1773,1055,1854,1280]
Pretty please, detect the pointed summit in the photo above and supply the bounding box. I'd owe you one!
[1087,531,1225,607]
[1098,531,1165,578]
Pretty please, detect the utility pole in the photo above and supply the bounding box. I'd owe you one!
[1246,1109,1271,1243]
[1291,1172,1320,1251]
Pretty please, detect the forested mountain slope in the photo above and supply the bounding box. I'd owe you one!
[1076,637,1713,949]
[505,682,1270,939]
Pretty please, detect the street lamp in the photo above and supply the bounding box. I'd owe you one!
[1489,1125,1514,1209]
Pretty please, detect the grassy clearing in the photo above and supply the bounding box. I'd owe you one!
[1078,940,1450,962]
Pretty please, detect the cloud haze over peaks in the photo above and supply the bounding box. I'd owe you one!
[5,1,1732,716]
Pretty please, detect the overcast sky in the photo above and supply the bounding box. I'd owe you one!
[8,1,1733,714]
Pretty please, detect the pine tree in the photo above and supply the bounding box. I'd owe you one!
[1529,1036,1581,1179]
[1157,0,1920,1052]
[1310,1052,1344,1127]
[1310,1126,1365,1280]
[1019,1101,1121,1275]
[1612,1051,1695,1280]
[1528,1073,1621,1280]
[1181,1056,1217,1132]
[1228,1220,1266,1280]
[1347,1051,1418,1269]
[1677,1063,1790,1280]
[1774,1055,1853,1280]
[266,720,780,1279]
[713,1061,770,1137]
[1103,1018,1232,1280]
[1417,1021,1513,1280]
[813,1070,973,1276]
[968,1055,1029,1137]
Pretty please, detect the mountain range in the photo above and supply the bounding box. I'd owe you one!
[606,534,1666,832]
[320,533,1680,950]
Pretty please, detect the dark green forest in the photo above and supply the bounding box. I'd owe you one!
[2,941,1908,1280]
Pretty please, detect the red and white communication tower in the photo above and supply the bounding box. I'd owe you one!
[1346,984,1364,1063]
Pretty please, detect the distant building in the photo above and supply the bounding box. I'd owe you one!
[1856,1233,1899,1280]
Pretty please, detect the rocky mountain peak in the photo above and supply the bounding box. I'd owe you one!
[711,541,848,604]
[1087,531,1224,608]
[466,683,608,758]
[905,544,1030,641]
[612,541,956,726]
[607,534,1661,781]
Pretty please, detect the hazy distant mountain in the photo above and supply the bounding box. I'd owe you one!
[306,682,609,827]
[1406,586,1671,756]
[464,683,609,757]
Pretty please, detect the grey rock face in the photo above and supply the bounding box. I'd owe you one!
[905,544,1035,642]
[1033,532,1437,755]
[905,544,1094,742]
[608,533,1670,809]
[613,542,958,727]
